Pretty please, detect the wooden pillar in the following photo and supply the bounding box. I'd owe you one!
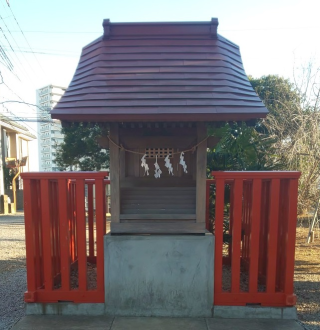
[196,122,207,224]
[110,123,120,223]
[120,150,125,180]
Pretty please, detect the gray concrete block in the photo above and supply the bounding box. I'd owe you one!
[282,307,297,319]
[104,233,214,317]
[25,303,44,315]
[59,303,105,315]
[25,303,105,316]
[213,306,282,319]
[43,304,58,315]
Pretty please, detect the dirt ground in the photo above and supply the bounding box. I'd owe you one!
[0,213,319,329]
[295,226,320,329]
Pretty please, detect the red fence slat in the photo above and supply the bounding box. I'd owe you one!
[87,183,94,260]
[75,178,87,291]
[249,178,262,294]
[266,178,280,294]
[231,179,243,293]
[40,179,53,291]
[284,178,299,305]
[33,179,43,290]
[23,179,36,296]
[58,178,70,291]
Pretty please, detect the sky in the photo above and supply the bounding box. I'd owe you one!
[0,0,320,170]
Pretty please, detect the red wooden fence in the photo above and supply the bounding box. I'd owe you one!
[22,171,300,307]
[22,172,109,303]
[207,171,300,307]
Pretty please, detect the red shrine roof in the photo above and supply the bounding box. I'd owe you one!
[51,19,268,122]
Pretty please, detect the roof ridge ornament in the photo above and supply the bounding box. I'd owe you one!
[103,19,111,40]
[210,18,218,38]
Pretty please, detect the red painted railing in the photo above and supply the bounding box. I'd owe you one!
[207,171,300,307]
[22,170,300,307]
[22,172,109,303]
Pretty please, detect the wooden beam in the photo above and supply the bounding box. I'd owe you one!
[120,135,196,149]
[109,123,120,223]
[196,122,207,224]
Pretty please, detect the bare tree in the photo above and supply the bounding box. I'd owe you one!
[253,69,320,214]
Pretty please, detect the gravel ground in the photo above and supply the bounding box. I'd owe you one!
[0,213,26,330]
[0,213,319,329]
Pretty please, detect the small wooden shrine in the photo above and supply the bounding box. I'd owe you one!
[21,19,299,318]
[51,19,268,235]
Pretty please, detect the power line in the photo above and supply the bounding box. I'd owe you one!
[0,45,13,70]
[4,1,47,76]
[0,51,12,71]
[1,30,101,34]
[0,115,54,123]
[0,13,37,84]
[3,47,78,57]
[0,96,45,134]
[2,80,37,113]
[0,106,39,133]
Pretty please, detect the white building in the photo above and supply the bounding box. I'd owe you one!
[0,115,36,211]
[36,85,66,171]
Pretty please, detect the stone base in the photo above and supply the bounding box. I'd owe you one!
[25,303,297,320]
[212,306,297,319]
[25,303,105,315]
[104,233,214,317]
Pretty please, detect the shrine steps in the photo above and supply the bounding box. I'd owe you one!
[120,186,196,218]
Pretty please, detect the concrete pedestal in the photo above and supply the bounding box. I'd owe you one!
[104,233,214,317]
